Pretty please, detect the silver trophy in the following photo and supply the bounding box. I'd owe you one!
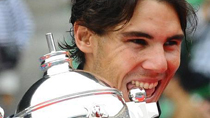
[4,33,159,118]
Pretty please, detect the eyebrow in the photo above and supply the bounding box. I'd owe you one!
[122,31,184,41]
[167,34,184,41]
[122,31,153,39]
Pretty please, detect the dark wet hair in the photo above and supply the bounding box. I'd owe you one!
[60,0,197,66]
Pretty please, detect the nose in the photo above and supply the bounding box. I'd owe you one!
[141,46,167,73]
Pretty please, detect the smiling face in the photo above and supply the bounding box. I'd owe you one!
[76,0,184,103]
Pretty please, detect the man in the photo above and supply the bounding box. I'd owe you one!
[62,0,197,103]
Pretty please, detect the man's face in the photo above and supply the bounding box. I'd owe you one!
[82,0,184,102]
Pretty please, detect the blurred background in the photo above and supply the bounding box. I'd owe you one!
[0,0,210,118]
[160,0,210,118]
[0,0,71,116]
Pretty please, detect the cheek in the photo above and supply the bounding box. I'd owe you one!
[107,49,137,85]
[166,51,181,73]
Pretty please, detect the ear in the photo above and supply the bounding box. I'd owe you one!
[74,22,93,53]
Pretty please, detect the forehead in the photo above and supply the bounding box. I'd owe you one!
[135,0,177,20]
[116,0,182,36]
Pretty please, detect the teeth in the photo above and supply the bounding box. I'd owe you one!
[135,81,140,87]
[145,83,149,89]
[149,83,154,89]
[140,82,144,88]
[131,81,158,89]
[154,82,158,87]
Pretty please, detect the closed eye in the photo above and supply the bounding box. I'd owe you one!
[165,34,184,46]
[164,40,179,46]
[130,39,147,45]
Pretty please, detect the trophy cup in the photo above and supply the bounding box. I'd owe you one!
[4,33,159,118]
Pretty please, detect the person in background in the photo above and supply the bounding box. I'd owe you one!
[160,0,210,117]
[0,0,34,115]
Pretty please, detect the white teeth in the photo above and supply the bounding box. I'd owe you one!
[154,82,158,87]
[140,82,144,88]
[144,83,149,89]
[149,83,154,89]
[135,81,140,86]
[131,81,158,89]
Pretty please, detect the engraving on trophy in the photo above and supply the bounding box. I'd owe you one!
[85,104,109,118]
